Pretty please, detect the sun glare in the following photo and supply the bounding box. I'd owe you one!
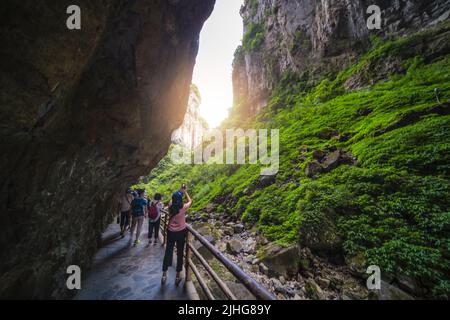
[192,0,244,128]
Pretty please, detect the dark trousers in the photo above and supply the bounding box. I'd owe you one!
[120,210,130,227]
[162,229,187,272]
[148,219,160,239]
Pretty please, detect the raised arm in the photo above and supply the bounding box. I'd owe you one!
[184,191,192,207]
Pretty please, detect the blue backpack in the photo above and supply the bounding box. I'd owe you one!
[131,198,145,216]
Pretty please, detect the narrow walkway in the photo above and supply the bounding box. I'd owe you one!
[74,221,191,300]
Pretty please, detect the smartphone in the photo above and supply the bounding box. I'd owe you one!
[182,183,187,189]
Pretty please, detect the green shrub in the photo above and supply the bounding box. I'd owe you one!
[242,22,265,52]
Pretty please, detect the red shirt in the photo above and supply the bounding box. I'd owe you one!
[169,201,191,232]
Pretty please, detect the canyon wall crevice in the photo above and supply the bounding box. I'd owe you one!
[0,0,214,299]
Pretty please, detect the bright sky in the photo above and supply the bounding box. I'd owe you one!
[193,0,244,128]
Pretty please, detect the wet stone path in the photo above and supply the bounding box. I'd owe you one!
[74,221,191,300]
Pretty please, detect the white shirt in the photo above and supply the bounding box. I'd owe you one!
[120,194,133,212]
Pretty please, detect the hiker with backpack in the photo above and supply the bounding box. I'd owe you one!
[130,189,148,246]
[148,193,163,245]
[118,189,134,238]
[161,184,192,286]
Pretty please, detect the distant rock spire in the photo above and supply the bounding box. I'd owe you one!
[172,84,209,150]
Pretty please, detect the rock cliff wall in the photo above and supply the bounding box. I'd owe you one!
[233,0,450,116]
[0,0,214,298]
[172,84,208,149]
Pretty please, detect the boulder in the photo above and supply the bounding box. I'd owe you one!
[298,248,314,272]
[292,294,303,300]
[274,281,288,295]
[341,278,369,300]
[357,108,373,116]
[261,243,283,256]
[226,240,243,255]
[259,263,269,276]
[298,257,312,272]
[340,151,357,166]
[234,224,245,234]
[256,235,269,246]
[305,280,324,300]
[396,275,422,296]
[204,236,216,246]
[194,237,215,262]
[306,148,358,179]
[321,150,341,172]
[205,203,215,213]
[217,241,227,252]
[242,238,256,254]
[188,212,201,222]
[345,253,367,279]
[317,277,331,289]
[223,227,234,236]
[369,281,414,300]
[305,161,323,178]
[195,223,222,242]
[244,256,254,264]
[332,132,352,142]
[299,210,342,257]
[329,275,344,290]
[271,278,282,288]
[312,150,326,161]
[196,244,214,262]
[196,225,213,237]
[317,128,339,140]
[260,244,301,278]
[257,175,276,188]
[381,272,396,284]
[225,281,256,300]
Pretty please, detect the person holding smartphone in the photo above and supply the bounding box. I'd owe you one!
[161,184,192,286]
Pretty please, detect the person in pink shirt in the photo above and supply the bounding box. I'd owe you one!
[161,184,192,286]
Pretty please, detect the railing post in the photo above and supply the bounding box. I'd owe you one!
[185,231,192,282]
[163,213,168,246]
[186,224,276,300]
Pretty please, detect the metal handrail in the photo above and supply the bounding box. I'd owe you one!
[188,259,215,300]
[160,209,276,300]
[188,243,237,300]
